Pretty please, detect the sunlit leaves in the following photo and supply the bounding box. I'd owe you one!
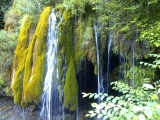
[83,81,160,120]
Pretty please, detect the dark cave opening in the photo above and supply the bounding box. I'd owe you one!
[77,59,98,111]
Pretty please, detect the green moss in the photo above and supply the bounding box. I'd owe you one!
[74,15,86,72]
[56,8,97,111]
[22,36,36,95]
[84,16,97,72]
[58,9,81,111]
[12,15,33,104]
[64,57,78,111]
[58,9,73,77]
[23,7,51,103]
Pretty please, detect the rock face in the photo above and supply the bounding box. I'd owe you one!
[0,97,39,120]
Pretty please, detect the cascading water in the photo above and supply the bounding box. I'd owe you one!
[106,30,112,93]
[94,24,104,98]
[40,10,64,120]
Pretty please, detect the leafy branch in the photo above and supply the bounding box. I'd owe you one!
[82,81,160,120]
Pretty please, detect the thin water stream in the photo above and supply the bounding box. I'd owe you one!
[106,30,112,93]
[94,24,104,99]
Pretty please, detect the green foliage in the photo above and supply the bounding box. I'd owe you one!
[91,0,160,61]
[0,79,5,89]
[0,79,11,96]
[0,30,17,60]
[63,0,91,15]
[83,81,160,120]
[0,0,12,29]
[0,30,17,96]
[140,54,160,69]
[125,66,156,88]
[14,0,45,25]
[139,21,160,47]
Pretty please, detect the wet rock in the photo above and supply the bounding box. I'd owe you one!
[0,97,39,120]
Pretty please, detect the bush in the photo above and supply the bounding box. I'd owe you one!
[82,81,160,120]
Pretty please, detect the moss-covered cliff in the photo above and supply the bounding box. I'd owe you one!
[57,5,98,111]
[12,7,51,106]
[12,15,33,104]
[64,57,78,111]
[23,7,51,104]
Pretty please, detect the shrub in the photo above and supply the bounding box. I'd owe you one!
[82,81,160,120]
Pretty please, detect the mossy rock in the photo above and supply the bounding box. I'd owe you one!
[64,57,78,111]
[12,15,33,104]
[23,7,51,104]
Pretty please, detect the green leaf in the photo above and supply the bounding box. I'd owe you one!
[138,114,145,120]
[88,110,94,114]
[113,107,119,112]
[144,63,148,66]
[126,112,134,120]
[144,107,152,118]
[140,62,143,64]
[119,108,128,116]
[101,95,105,101]
[106,96,113,101]
[94,94,99,99]
[82,93,89,98]
[101,110,107,115]
[91,103,98,108]
[103,116,108,120]
[103,93,108,97]
[132,106,143,113]
[85,114,90,117]
[112,98,117,104]
[89,94,94,99]
[97,114,103,118]
[122,91,128,94]
[90,113,96,117]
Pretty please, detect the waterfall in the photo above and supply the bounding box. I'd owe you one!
[94,24,104,98]
[40,10,63,120]
[106,30,112,93]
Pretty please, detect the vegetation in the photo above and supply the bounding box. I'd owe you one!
[82,81,160,120]
[0,0,160,117]
[64,57,78,111]
[12,14,33,104]
[0,0,12,29]
[57,1,98,111]
[11,7,51,106]
[0,30,17,91]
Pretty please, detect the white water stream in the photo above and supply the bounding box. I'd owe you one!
[94,24,104,101]
[106,30,112,93]
[40,10,63,120]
